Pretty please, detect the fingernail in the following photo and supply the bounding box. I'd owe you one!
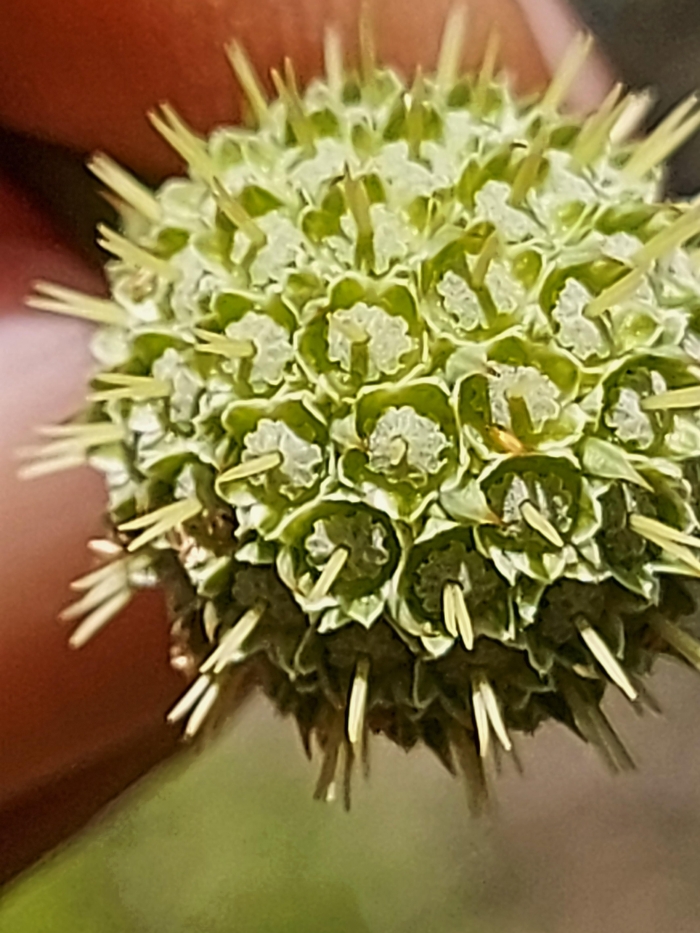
[514,0,616,111]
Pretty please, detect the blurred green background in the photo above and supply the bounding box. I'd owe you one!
[4,2,700,932]
[0,702,513,933]
[3,658,700,933]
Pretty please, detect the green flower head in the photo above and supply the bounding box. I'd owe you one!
[25,11,700,808]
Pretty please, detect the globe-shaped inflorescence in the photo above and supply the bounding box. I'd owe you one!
[25,12,700,806]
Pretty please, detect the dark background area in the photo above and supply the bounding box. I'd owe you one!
[572,0,700,195]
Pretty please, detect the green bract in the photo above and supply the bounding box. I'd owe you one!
[26,14,700,807]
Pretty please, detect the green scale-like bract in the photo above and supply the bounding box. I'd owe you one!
[34,36,700,805]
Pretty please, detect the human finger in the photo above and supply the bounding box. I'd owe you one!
[0,175,182,826]
[0,0,611,176]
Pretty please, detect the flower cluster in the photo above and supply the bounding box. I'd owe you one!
[27,16,700,805]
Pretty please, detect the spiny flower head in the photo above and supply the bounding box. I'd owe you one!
[25,10,700,808]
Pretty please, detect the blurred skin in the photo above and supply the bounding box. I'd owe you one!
[0,0,611,882]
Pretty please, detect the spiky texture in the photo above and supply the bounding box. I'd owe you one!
[26,17,700,806]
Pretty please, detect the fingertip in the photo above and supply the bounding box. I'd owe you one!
[0,0,551,176]
[0,175,181,806]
